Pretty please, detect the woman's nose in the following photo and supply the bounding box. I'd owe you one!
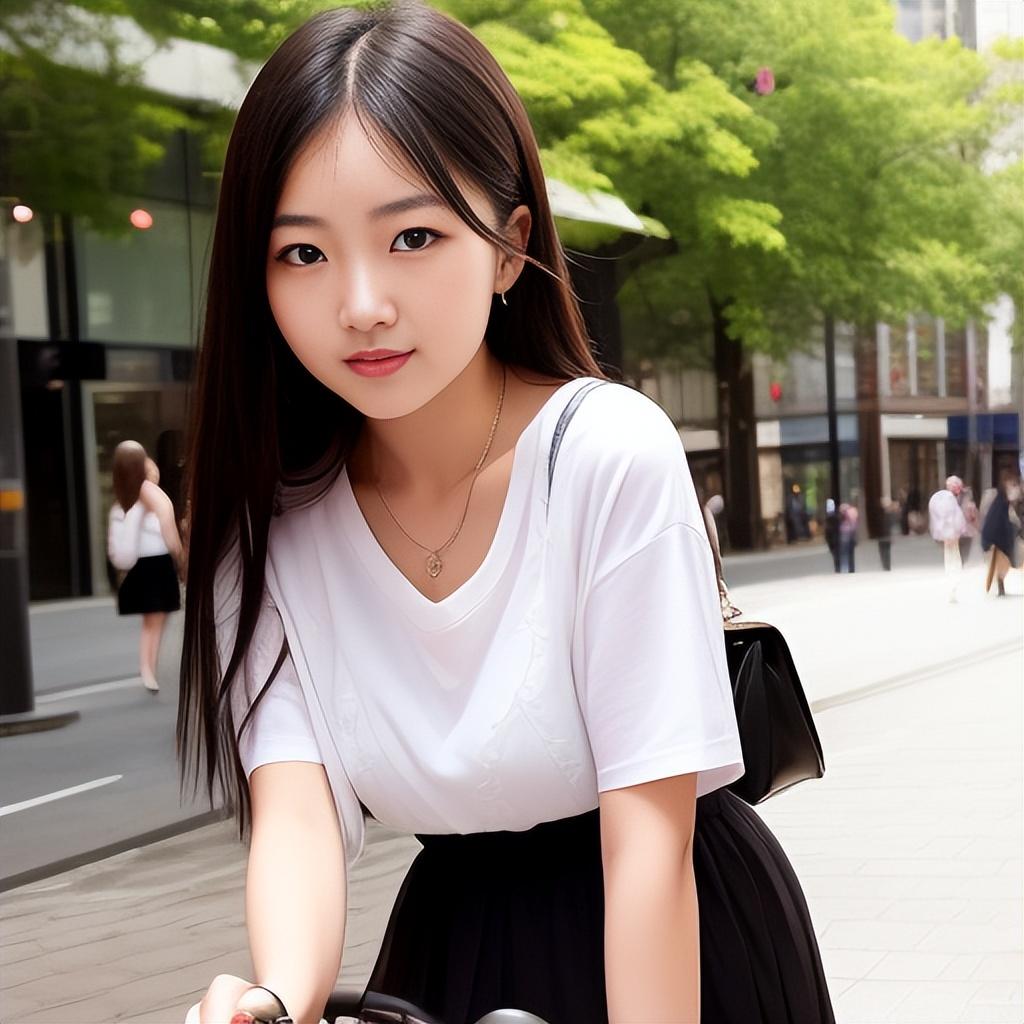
[336,265,397,333]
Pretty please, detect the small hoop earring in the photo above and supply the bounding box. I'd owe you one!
[500,291,508,307]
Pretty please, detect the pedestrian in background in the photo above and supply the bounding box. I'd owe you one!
[824,498,841,572]
[838,502,858,572]
[958,484,979,566]
[786,483,810,542]
[981,473,1022,597]
[106,440,183,692]
[928,475,967,603]
[904,487,926,535]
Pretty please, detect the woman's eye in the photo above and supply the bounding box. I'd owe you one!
[277,244,325,266]
[392,228,439,252]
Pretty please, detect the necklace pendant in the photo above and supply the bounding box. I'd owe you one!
[426,552,443,578]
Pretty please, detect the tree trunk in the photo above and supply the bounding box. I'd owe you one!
[854,323,886,539]
[710,294,762,549]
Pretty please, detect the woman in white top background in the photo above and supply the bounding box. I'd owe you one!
[178,4,833,1022]
[106,440,183,692]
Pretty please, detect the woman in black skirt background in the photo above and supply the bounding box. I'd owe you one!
[107,440,183,693]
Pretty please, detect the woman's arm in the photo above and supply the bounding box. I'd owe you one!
[199,761,347,1024]
[600,773,700,1024]
[248,761,347,1024]
[139,480,184,565]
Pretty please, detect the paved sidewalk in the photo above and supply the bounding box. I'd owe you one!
[3,561,1020,1023]
[1,817,419,1023]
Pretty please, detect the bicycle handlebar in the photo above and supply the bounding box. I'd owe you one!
[230,986,550,1024]
[328,990,550,1024]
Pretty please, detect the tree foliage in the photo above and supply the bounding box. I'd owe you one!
[1,0,1019,347]
[585,0,1023,353]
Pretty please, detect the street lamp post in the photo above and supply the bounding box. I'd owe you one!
[824,313,842,510]
[0,216,78,736]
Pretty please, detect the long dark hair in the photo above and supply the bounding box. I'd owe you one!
[177,0,608,835]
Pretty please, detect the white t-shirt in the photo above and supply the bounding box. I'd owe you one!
[218,377,744,867]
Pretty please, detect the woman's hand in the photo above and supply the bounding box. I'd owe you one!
[191,973,255,1023]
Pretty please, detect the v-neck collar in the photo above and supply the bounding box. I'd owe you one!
[335,377,594,631]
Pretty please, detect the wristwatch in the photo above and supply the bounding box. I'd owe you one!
[230,985,293,1024]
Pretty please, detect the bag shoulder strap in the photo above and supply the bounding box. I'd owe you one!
[546,378,611,504]
[545,377,740,622]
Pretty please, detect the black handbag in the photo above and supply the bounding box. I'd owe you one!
[548,379,825,806]
[720,620,824,803]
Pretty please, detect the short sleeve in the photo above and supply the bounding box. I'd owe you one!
[214,541,323,779]
[569,386,744,796]
[576,523,744,795]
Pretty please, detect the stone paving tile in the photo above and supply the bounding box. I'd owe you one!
[916,923,1023,956]
[876,897,968,923]
[955,1006,1023,1023]
[939,954,986,982]
[866,950,956,982]
[819,919,935,952]
[826,978,918,1022]
[971,954,1024,982]
[887,980,985,1022]
[817,947,886,980]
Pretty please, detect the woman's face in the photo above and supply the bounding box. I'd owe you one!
[266,116,529,421]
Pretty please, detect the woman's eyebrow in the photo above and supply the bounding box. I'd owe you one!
[370,193,448,220]
[272,213,327,229]
[271,193,447,231]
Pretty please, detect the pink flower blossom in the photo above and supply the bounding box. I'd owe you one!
[755,67,776,95]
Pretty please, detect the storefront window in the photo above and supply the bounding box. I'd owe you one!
[74,198,210,348]
[975,326,989,406]
[888,438,941,533]
[5,217,49,339]
[896,0,949,41]
[946,326,967,398]
[915,316,939,397]
[889,321,911,397]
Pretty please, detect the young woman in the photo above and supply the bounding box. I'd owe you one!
[179,5,834,1022]
[107,440,183,692]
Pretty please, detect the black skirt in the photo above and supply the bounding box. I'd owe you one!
[117,554,180,615]
[367,789,835,1024]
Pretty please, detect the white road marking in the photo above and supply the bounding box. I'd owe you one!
[0,775,123,817]
[36,678,143,703]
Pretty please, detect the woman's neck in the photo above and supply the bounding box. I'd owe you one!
[348,346,511,502]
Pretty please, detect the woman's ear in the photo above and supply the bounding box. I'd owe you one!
[494,204,532,296]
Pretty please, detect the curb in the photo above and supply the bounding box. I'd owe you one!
[0,806,231,894]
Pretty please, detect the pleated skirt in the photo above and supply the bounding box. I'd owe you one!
[367,788,835,1024]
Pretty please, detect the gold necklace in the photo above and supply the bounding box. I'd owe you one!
[372,365,507,579]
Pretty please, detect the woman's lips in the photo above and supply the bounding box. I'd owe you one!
[345,350,414,377]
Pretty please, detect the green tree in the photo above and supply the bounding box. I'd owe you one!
[1,3,199,232]
[581,0,1022,544]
